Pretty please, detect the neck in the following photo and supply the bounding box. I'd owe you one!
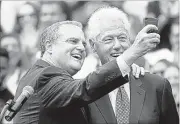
[41,53,78,76]
[22,25,36,32]
[41,53,58,67]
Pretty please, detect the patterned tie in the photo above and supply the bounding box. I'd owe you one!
[116,86,130,124]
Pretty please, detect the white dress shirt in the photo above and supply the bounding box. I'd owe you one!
[73,54,131,116]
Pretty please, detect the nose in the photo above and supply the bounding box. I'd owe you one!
[113,37,122,50]
[7,45,14,52]
[76,42,85,52]
[23,15,33,22]
[42,14,52,22]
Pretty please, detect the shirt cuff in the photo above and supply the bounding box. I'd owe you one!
[116,55,131,77]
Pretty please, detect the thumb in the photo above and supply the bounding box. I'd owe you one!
[140,24,158,33]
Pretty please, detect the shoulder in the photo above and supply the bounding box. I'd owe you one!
[18,66,72,93]
[38,66,73,84]
[29,59,72,78]
[141,72,170,90]
[143,72,165,82]
[41,66,70,76]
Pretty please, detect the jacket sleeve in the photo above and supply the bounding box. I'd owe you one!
[38,60,128,109]
[160,79,179,124]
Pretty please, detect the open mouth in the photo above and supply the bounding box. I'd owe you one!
[110,53,121,57]
[71,54,82,60]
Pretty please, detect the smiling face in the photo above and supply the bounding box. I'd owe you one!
[87,7,131,64]
[50,24,86,75]
[93,24,131,65]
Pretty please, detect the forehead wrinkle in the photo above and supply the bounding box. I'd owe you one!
[58,25,85,41]
[87,7,130,40]
[99,28,129,39]
[95,19,129,39]
[91,16,129,39]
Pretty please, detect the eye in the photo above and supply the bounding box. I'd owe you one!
[82,42,87,47]
[103,37,113,43]
[117,36,128,42]
[117,36,127,39]
[67,39,78,44]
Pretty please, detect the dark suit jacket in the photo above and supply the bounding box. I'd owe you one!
[13,59,128,124]
[88,73,179,124]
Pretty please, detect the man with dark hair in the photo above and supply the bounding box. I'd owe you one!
[0,48,13,112]
[39,1,68,31]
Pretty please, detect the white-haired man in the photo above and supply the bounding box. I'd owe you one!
[86,7,179,124]
[13,20,146,124]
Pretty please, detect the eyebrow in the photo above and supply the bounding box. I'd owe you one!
[67,38,79,40]
[67,37,86,42]
[100,32,128,39]
[117,34,128,37]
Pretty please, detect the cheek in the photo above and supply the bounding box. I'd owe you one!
[122,42,130,50]
[31,17,38,25]
[97,44,112,55]
[96,44,113,62]
[52,46,65,59]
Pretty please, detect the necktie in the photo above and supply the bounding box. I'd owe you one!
[116,86,130,124]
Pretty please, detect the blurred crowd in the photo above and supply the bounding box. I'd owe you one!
[0,0,179,114]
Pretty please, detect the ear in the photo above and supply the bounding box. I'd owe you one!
[45,41,52,54]
[89,38,97,53]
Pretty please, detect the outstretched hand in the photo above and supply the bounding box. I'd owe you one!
[131,24,160,57]
[122,25,160,66]
[131,64,147,78]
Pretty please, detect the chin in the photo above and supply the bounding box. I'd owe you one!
[74,65,82,71]
[107,57,117,63]
[71,67,81,76]
[72,63,82,71]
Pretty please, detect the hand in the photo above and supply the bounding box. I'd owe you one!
[131,64,145,78]
[122,25,160,66]
[131,24,160,56]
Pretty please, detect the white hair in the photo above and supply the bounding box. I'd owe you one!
[86,6,130,40]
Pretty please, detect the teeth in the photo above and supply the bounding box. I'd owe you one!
[72,54,82,60]
[111,53,120,57]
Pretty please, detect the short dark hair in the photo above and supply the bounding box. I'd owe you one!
[40,21,83,57]
[40,1,69,19]
[0,32,21,50]
[0,48,9,60]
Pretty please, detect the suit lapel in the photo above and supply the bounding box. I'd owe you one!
[95,95,117,124]
[129,74,146,124]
